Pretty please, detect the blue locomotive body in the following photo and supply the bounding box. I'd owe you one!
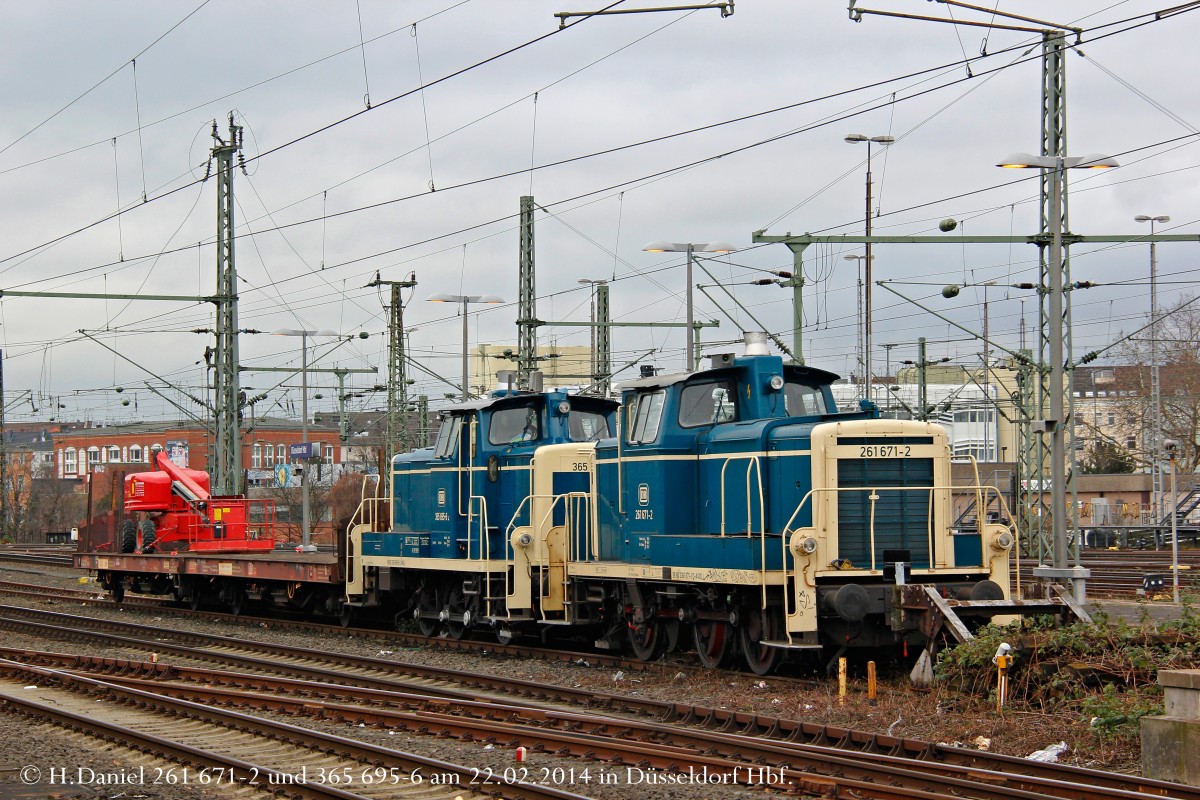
[346,348,1017,673]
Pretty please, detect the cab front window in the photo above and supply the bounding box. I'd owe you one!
[433,416,463,458]
[626,391,665,444]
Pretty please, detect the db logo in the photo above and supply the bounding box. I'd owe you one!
[638,484,650,506]
[437,488,447,507]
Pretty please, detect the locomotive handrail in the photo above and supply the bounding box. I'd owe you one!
[718,455,764,538]
[503,490,592,620]
[465,493,492,561]
[779,479,1018,641]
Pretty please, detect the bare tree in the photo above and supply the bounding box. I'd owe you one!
[1110,295,1200,475]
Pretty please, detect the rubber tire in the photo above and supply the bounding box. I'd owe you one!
[119,521,137,554]
[138,520,157,553]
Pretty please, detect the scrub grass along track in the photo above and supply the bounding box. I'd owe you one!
[0,659,589,800]
[4,647,1192,800]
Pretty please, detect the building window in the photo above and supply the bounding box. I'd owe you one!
[324,445,334,465]
[252,443,262,469]
[1107,412,1116,426]
[108,446,121,462]
[64,449,77,475]
[129,445,142,462]
[265,444,274,467]
[87,447,100,466]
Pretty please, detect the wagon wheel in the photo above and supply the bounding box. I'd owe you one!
[119,521,137,554]
[110,575,125,604]
[693,619,735,669]
[415,584,440,637]
[138,520,157,553]
[228,588,246,616]
[740,605,784,676]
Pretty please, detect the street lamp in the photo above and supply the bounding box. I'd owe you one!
[427,293,505,401]
[272,328,338,548]
[843,254,871,398]
[996,151,1119,576]
[1135,213,1169,532]
[844,133,894,394]
[642,240,735,370]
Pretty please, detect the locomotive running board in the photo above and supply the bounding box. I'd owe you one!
[905,584,1092,644]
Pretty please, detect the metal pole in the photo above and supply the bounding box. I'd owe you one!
[1151,221,1161,529]
[686,243,695,371]
[461,299,469,401]
[0,349,7,541]
[1170,450,1180,603]
[300,333,310,548]
[1047,160,1068,571]
[864,141,874,403]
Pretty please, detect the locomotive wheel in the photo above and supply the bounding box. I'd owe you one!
[338,603,355,629]
[628,618,665,662]
[416,586,440,636]
[740,606,783,676]
[138,520,157,553]
[693,620,734,669]
[446,588,472,640]
[119,521,137,554]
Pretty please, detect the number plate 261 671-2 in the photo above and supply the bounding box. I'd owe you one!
[859,444,911,458]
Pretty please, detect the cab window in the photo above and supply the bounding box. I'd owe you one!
[784,381,828,417]
[489,406,541,445]
[433,416,462,458]
[569,409,610,441]
[679,380,737,427]
[626,391,665,444]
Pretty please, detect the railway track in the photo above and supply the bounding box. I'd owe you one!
[0,610,1195,799]
[1074,549,1200,598]
[0,659,588,800]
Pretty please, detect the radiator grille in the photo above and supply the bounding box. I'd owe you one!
[836,457,934,568]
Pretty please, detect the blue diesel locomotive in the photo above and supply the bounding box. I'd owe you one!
[345,336,1016,674]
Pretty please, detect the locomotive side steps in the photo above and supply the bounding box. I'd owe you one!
[905,583,1092,643]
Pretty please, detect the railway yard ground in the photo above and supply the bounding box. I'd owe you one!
[0,549,1198,799]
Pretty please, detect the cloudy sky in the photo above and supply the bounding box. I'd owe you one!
[0,1,1196,427]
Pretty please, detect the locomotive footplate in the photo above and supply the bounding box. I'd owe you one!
[900,583,1092,643]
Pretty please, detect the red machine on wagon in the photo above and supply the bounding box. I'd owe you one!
[121,451,277,554]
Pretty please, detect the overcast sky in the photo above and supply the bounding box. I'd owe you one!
[0,1,1196,427]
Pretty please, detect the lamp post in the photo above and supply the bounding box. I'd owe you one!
[272,328,338,548]
[427,293,505,401]
[997,151,1119,573]
[844,133,894,394]
[844,254,871,398]
[643,240,735,370]
[1135,213,1169,533]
